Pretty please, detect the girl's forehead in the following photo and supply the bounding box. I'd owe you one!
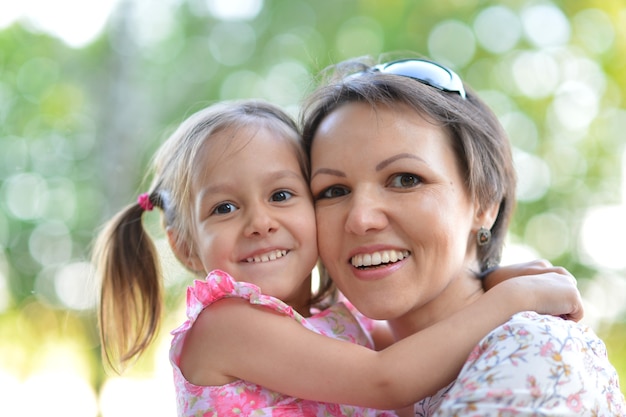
[202,125,296,157]
[192,125,304,174]
[189,127,307,194]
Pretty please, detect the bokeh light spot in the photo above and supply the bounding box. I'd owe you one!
[514,149,551,202]
[500,241,540,266]
[580,205,626,270]
[551,80,599,132]
[41,176,78,224]
[582,273,626,328]
[55,261,97,311]
[500,111,539,152]
[209,22,256,66]
[219,70,264,100]
[2,172,48,220]
[474,6,521,54]
[263,61,309,109]
[0,136,29,180]
[28,221,72,267]
[511,51,560,98]
[524,213,570,259]
[0,211,8,248]
[521,3,570,48]
[0,251,10,312]
[428,20,475,68]
[206,0,263,21]
[336,16,384,59]
[573,8,614,54]
[16,57,59,101]
[543,141,587,190]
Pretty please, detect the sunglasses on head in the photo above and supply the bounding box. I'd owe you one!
[367,58,466,99]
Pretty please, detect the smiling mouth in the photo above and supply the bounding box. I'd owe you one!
[246,249,288,263]
[351,249,411,269]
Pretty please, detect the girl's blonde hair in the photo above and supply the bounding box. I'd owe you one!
[94,100,334,371]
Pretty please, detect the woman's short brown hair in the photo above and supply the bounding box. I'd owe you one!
[301,57,517,271]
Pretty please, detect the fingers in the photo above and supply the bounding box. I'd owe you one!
[509,260,574,279]
[542,270,583,322]
[530,259,553,268]
[562,303,584,322]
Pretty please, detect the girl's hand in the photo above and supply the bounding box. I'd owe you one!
[497,267,584,322]
[482,259,572,290]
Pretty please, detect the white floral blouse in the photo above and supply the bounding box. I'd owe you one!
[414,311,625,416]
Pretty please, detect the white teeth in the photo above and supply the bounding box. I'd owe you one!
[246,249,287,263]
[351,250,410,268]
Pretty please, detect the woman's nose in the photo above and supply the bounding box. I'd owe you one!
[344,188,388,235]
[244,205,278,237]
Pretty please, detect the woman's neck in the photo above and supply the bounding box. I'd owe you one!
[388,271,485,341]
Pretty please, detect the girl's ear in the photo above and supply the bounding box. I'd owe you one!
[166,227,204,273]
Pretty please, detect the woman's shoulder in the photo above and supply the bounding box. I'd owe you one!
[480,311,609,359]
[503,311,604,347]
[434,311,626,416]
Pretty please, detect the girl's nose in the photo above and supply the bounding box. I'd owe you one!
[244,205,278,237]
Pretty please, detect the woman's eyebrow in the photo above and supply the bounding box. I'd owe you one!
[376,153,425,171]
[311,154,426,179]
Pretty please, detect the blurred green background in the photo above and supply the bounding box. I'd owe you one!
[0,0,624,415]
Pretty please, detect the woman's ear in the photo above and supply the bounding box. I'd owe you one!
[166,227,204,273]
[473,202,500,232]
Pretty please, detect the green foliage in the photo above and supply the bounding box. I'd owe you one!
[0,0,625,413]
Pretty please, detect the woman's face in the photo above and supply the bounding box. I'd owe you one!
[310,102,485,326]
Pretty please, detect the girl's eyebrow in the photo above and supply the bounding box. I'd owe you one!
[198,170,304,198]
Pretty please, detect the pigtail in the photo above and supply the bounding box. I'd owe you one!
[94,193,163,372]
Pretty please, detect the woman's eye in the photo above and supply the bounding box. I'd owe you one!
[317,185,350,199]
[271,190,293,202]
[390,173,421,188]
[213,202,237,215]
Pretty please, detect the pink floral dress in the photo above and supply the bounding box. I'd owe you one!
[414,311,626,416]
[170,270,398,417]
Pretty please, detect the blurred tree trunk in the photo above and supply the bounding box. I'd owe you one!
[94,0,150,217]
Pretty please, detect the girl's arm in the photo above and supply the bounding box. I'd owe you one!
[482,259,573,292]
[371,259,578,350]
[181,271,582,409]
[370,320,395,350]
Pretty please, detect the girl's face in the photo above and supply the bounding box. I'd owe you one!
[182,126,318,313]
[310,102,486,329]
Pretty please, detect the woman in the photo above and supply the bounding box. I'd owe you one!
[301,57,625,415]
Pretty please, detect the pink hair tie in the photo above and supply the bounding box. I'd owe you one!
[137,193,154,211]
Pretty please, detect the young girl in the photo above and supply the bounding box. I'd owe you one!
[93,100,583,416]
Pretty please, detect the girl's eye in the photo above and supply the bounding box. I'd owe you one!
[390,173,421,188]
[271,190,293,202]
[213,202,237,215]
[317,185,350,200]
